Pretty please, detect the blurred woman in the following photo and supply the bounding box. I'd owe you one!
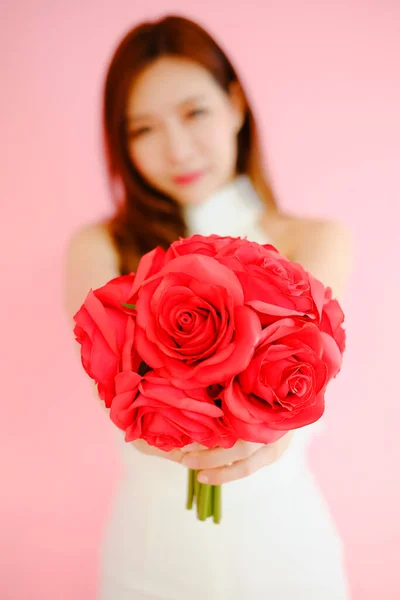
[65,14,352,600]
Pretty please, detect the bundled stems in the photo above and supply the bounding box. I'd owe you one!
[186,469,222,524]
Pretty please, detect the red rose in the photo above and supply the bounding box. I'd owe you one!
[129,246,166,299]
[93,274,137,311]
[223,317,343,440]
[110,372,238,451]
[165,234,245,261]
[73,275,140,407]
[320,287,346,354]
[167,235,325,326]
[219,244,325,325]
[134,253,262,388]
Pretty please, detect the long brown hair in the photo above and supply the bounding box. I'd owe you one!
[103,14,279,274]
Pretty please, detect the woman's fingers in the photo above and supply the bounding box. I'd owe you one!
[181,442,208,453]
[196,445,276,485]
[133,432,293,475]
[132,439,186,464]
[182,440,264,470]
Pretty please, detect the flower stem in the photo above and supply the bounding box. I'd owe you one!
[186,470,222,523]
[208,486,214,518]
[194,470,200,500]
[213,485,222,524]
[198,483,211,521]
[186,469,195,510]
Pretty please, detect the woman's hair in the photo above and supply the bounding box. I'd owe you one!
[103,14,279,274]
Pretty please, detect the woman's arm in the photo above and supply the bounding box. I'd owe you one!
[64,222,121,323]
[63,223,191,463]
[182,218,354,484]
[64,222,123,415]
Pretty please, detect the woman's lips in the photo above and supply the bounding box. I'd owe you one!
[172,170,206,185]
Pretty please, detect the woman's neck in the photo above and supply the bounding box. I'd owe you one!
[183,174,265,237]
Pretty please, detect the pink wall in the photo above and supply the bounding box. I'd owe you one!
[1,1,399,598]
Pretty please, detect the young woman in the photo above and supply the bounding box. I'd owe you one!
[65,14,352,600]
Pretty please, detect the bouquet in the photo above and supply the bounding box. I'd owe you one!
[73,234,346,524]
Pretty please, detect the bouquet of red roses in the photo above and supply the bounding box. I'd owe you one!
[73,234,346,523]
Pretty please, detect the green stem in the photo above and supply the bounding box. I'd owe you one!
[198,483,212,521]
[186,469,195,510]
[208,486,214,519]
[185,470,222,524]
[196,481,202,519]
[194,470,200,501]
[213,485,222,524]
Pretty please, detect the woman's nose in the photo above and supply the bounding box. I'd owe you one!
[163,122,195,165]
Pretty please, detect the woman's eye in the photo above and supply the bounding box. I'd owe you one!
[128,126,152,139]
[187,108,208,119]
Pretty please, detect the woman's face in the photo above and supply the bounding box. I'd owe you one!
[125,56,245,206]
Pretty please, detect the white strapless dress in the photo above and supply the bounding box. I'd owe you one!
[98,176,350,600]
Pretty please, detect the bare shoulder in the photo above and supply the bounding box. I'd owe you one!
[64,220,121,322]
[285,215,352,259]
[278,213,353,300]
[66,220,118,264]
[261,210,348,254]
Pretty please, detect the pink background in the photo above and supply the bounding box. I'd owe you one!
[1,1,399,598]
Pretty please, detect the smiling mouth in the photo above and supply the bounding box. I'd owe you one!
[172,170,206,185]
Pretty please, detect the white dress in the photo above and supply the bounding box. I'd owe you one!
[98,176,350,600]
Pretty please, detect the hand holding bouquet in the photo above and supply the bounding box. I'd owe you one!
[73,234,346,523]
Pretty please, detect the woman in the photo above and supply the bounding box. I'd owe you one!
[65,14,352,600]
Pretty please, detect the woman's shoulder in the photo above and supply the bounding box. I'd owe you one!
[67,219,114,245]
[66,219,118,263]
[265,211,352,261]
[275,212,353,299]
[289,214,351,260]
[65,220,121,286]
[64,220,121,322]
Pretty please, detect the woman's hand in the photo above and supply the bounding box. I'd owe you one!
[132,432,293,484]
[131,439,203,464]
[181,432,294,485]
